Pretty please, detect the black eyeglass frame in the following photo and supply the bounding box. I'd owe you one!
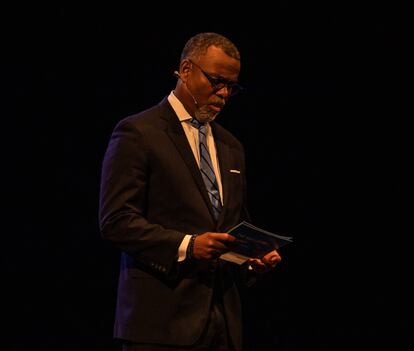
[188,59,243,96]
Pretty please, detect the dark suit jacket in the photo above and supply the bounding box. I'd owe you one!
[99,97,250,350]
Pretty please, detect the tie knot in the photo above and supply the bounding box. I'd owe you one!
[189,118,205,130]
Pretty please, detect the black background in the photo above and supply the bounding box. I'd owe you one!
[2,2,409,350]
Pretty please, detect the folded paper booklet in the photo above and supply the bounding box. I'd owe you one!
[220,221,293,265]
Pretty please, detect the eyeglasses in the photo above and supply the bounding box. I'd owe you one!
[189,59,243,96]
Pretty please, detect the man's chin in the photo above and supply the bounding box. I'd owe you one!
[195,111,218,124]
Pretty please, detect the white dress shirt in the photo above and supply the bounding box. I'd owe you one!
[167,91,223,261]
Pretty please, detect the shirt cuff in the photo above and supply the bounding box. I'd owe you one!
[177,234,192,262]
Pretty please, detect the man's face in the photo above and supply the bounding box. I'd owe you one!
[187,46,241,123]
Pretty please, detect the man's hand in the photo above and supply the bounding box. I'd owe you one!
[192,232,236,260]
[247,250,282,274]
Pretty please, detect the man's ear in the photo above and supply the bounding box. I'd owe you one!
[179,59,192,81]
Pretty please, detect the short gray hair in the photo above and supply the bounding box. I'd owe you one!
[180,32,240,62]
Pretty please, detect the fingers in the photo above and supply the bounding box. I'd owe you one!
[193,232,235,260]
[247,258,265,268]
[262,250,281,265]
[247,250,282,274]
[209,233,237,242]
[198,233,236,249]
[247,258,268,274]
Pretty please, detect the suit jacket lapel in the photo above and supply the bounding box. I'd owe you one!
[159,100,216,221]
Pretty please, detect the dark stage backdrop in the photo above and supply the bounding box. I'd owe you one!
[2,3,409,351]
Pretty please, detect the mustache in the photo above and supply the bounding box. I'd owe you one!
[210,99,226,108]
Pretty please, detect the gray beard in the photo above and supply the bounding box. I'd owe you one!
[194,104,218,123]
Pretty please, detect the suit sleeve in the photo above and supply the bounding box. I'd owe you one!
[99,119,185,275]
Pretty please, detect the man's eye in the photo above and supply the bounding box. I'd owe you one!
[214,78,228,86]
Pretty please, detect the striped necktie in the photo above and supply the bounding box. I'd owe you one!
[190,118,222,220]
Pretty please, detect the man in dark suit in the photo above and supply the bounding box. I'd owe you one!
[99,32,281,351]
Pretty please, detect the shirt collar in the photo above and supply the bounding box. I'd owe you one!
[167,91,192,122]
